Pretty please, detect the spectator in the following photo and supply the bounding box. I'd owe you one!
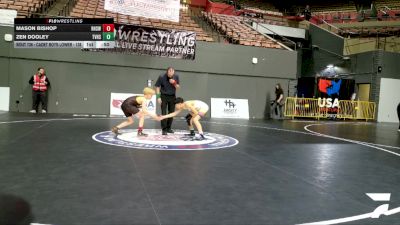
[351,93,357,101]
[303,5,312,21]
[397,102,400,132]
[0,194,33,225]
[29,67,50,113]
[272,83,284,119]
[155,67,180,135]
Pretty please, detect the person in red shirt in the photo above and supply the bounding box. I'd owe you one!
[28,67,50,113]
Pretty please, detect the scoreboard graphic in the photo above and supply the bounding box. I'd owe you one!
[14,18,115,49]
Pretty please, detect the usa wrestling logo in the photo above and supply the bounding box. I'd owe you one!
[92,129,239,150]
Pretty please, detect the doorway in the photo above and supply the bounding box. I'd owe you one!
[357,83,370,101]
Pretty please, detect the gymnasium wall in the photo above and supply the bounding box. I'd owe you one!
[349,50,400,118]
[380,51,400,80]
[376,51,400,120]
[308,24,345,75]
[0,26,298,118]
[377,78,400,123]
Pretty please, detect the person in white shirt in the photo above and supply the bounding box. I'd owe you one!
[160,97,209,140]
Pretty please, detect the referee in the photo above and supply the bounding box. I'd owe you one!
[155,67,180,135]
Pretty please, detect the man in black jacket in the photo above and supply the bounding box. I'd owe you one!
[155,67,180,135]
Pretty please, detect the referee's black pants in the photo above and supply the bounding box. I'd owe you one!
[161,94,176,131]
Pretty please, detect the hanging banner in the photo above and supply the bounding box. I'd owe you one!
[99,24,196,60]
[0,9,17,26]
[211,98,249,119]
[316,78,355,116]
[104,0,180,23]
[0,87,10,111]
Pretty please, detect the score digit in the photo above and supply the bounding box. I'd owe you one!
[102,24,114,32]
[102,32,115,41]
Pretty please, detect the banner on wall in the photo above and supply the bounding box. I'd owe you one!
[104,0,180,23]
[316,78,355,115]
[211,98,249,119]
[110,92,156,116]
[0,9,17,26]
[0,87,10,111]
[90,24,196,60]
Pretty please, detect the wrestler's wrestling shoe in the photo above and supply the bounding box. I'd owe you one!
[194,134,206,140]
[166,129,174,134]
[111,126,121,135]
[137,131,148,137]
[184,130,196,137]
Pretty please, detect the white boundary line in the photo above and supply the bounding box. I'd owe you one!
[1,118,399,225]
[0,118,98,124]
[3,118,395,150]
[1,118,398,151]
[200,121,400,225]
[365,142,400,150]
[298,122,400,225]
[203,121,400,151]
[302,122,400,150]
[304,123,400,156]
[296,212,373,225]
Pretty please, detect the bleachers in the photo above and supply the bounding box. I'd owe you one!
[242,7,283,17]
[308,0,400,25]
[339,26,400,36]
[0,0,55,18]
[249,16,289,27]
[202,12,282,49]
[310,2,357,13]
[375,0,400,10]
[313,11,359,24]
[313,9,400,24]
[69,0,213,41]
[238,0,282,16]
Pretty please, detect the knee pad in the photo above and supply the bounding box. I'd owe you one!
[185,114,192,126]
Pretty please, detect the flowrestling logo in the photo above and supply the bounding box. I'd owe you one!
[92,129,239,150]
[298,193,400,225]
